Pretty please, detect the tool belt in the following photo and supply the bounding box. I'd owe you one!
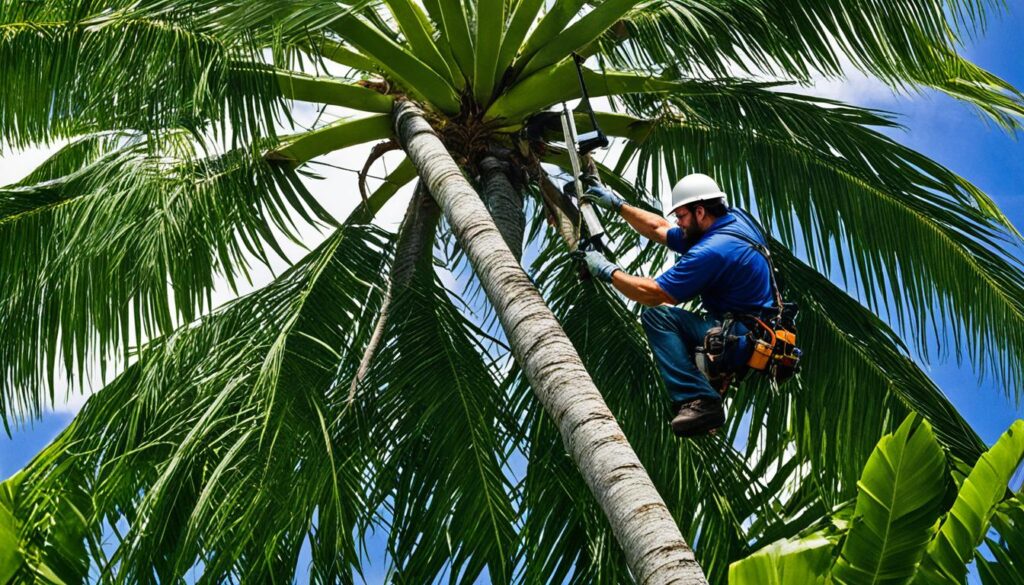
[696,305,801,387]
[740,303,801,383]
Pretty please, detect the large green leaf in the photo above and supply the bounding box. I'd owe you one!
[914,421,1024,584]
[0,466,93,585]
[729,530,837,585]
[978,495,1024,585]
[831,415,949,585]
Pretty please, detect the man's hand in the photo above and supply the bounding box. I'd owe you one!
[574,250,620,282]
[580,179,625,212]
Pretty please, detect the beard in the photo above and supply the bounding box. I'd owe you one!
[682,224,705,247]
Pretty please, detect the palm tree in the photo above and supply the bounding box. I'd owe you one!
[2,0,1024,582]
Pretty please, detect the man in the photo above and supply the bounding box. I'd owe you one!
[576,173,775,437]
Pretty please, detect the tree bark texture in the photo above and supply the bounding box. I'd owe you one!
[479,156,525,262]
[347,182,440,403]
[393,100,708,585]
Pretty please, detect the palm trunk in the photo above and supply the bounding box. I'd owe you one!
[479,155,525,261]
[394,100,708,585]
[347,182,440,403]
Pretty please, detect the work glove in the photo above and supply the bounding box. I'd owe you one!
[562,175,625,212]
[580,179,625,212]
[573,250,621,282]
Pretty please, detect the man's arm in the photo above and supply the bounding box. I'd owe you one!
[579,181,673,245]
[620,204,673,246]
[609,270,677,307]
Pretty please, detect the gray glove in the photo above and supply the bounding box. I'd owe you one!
[575,250,621,282]
[580,181,625,212]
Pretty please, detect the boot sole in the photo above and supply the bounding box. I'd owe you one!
[671,411,726,438]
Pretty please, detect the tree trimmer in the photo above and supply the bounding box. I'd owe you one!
[561,52,610,255]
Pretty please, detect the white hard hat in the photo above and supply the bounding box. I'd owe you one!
[667,173,728,215]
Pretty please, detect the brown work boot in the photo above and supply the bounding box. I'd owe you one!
[671,398,725,437]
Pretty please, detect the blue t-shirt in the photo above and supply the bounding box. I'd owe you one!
[654,210,776,318]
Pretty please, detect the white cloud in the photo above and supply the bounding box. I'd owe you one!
[794,69,901,107]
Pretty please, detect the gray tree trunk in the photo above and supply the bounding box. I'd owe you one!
[479,155,525,261]
[347,182,440,403]
[394,100,708,585]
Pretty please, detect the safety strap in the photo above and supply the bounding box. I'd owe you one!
[715,212,784,322]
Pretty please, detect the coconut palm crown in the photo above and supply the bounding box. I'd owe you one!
[3,0,1024,583]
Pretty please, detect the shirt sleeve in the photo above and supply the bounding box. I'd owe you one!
[665,227,688,254]
[654,246,718,304]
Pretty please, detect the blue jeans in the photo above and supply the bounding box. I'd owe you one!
[641,306,721,407]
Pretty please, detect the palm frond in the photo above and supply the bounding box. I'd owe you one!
[359,238,518,584]
[979,495,1024,585]
[599,0,1024,129]
[0,4,267,148]
[764,244,986,494]
[10,224,391,582]
[0,133,331,423]
[0,453,96,584]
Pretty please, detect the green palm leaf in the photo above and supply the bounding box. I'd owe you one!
[730,417,1024,584]
[0,463,94,585]
[0,133,332,423]
[0,4,270,147]
[9,224,390,582]
[361,248,517,584]
[770,243,986,489]
[599,0,1024,129]
[978,496,1024,585]
[729,530,837,585]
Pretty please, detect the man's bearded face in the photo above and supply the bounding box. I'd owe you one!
[674,206,705,244]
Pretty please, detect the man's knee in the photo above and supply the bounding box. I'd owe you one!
[641,305,675,332]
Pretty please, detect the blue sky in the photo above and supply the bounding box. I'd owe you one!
[3,5,1024,582]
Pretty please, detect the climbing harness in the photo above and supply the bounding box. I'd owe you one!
[696,212,803,390]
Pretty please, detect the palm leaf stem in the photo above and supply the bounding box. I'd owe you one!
[519,0,645,79]
[311,38,379,72]
[267,114,392,167]
[383,0,457,86]
[329,16,461,113]
[275,69,393,113]
[486,63,684,123]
